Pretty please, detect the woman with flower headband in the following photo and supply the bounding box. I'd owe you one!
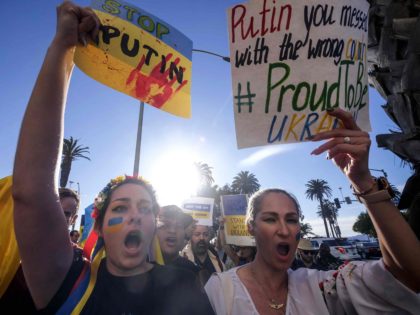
[12,2,214,314]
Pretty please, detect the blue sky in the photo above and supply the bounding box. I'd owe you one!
[0,0,412,236]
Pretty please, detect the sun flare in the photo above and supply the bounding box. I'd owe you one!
[148,149,200,206]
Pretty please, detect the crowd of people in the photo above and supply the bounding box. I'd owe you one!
[1,1,419,314]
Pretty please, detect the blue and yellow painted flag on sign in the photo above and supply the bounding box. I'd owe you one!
[0,176,20,297]
[75,0,193,118]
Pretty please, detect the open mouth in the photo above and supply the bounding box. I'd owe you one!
[124,231,142,250]
[276,244,290,256]
[165,237,177,246]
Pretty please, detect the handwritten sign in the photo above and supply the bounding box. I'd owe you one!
[181,197,214,226]
[228,0,370,148]
[74,0,193,118]
[221,194,255,246]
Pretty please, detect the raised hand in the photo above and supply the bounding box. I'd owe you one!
[54,1,100,49]
[309,108,373,192]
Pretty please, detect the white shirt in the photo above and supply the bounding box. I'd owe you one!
[205,260,420,315]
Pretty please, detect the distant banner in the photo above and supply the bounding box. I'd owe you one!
[74,0,193,118]
[221,194,255,246]
[80,203,94,245]
[181,197,214,226]
[228,0,370,148]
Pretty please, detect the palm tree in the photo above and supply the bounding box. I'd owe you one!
[194,162,214,187]
[60,137,90,188]
[231,171,260,195]
[300,222,314,238]
[317,199,340,238]
[305,179,332,237]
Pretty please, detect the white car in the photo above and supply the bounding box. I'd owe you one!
[310,238,361,261]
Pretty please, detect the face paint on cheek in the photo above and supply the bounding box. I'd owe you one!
[104,217,124,233]
[295,231,301,241]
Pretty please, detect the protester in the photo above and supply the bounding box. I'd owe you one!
[156,205,199,274]
[1,186,81,314]
[11,3,214,314]
[182,225,224,285]
[205,109,420,314]
[59,187,79,226]
[217,218,256,269]
[291,238,320,270]
[69,229,80,244]
[314,243,342,271]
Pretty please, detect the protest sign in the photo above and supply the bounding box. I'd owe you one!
[181,197,214,226]
[227,0,370,148]
[74,0,193,118]
[221,194,255,246]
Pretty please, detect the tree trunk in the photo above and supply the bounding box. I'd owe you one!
[60,159,72,188]
[319,199,330,237]
[329,220,336,238]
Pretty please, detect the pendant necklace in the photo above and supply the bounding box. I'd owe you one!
[250,265,287,311]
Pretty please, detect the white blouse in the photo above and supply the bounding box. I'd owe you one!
[204,260,420,315]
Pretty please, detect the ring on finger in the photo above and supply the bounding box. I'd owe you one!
[343,136,351,144]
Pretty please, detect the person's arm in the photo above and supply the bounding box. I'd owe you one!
[12,2,99,308]
[217,218,240,266]
[311,109,420,291]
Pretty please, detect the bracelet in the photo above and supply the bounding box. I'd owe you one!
[352,177,377,196]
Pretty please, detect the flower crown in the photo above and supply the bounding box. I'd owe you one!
[92,175,150,219]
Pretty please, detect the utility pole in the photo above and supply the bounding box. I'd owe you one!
[132,49,229,176]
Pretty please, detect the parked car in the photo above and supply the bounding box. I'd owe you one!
[310,238,361,261]
[355,241,382,259]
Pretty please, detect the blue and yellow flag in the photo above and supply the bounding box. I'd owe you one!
[75,0,193,118]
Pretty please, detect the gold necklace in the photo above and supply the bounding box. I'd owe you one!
[250,265,287,311]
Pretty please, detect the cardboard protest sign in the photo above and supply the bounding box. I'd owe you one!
[181,197,214,226]
[228,0,370,148]
[221,194,255,246]
[74,0,193,118]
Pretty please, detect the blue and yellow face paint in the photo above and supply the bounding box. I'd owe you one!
[104,217,124,233]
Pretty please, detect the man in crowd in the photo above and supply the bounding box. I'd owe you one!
[182,224,224,285]
[59,187,79,227]
[314,243,342,270]
[156,205,199,274]
[291,238,320,270]
[70,229,80,244]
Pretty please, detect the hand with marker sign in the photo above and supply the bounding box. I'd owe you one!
[309,107,420,293]
[309,108,372,193]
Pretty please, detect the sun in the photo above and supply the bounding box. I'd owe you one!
[148,149,201,206]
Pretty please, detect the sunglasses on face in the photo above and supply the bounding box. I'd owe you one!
[301,250,316,255]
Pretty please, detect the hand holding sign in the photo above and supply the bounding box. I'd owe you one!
[310,108,372,192]
[54,1,100,49]
[74,0,192,118]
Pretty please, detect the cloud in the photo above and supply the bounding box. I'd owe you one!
[239,145,296,167]
[304,215,359,237]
